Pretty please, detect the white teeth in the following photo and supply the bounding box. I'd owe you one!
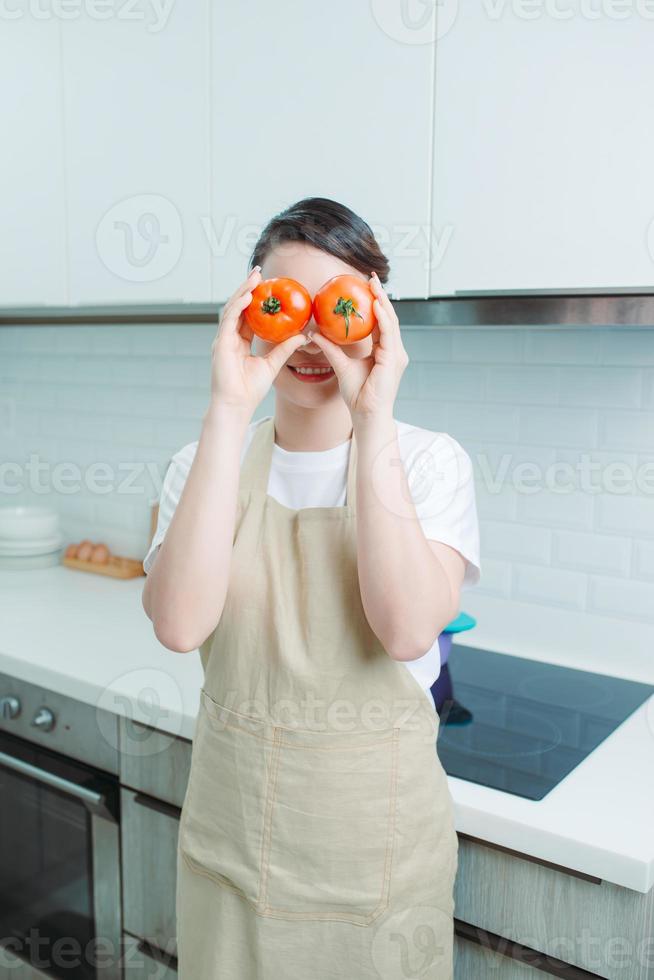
[291,366,333,375]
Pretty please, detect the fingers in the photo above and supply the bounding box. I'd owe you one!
[218,267,262,337]
[309,331,353,378]
[369,271,403,355]
[263,332,310,378]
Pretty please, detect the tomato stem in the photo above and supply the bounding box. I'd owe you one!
[333,296,363,339]
[261,296,281,315]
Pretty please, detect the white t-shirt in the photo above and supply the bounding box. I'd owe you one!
[143,414,481,697]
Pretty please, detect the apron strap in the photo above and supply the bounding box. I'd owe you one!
[239,416,358,512]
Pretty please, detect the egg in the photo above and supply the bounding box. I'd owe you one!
[91,543,110,564]
[76,540,93,561]
[64,543,78,559]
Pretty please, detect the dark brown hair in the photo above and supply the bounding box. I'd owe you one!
[249,197,390,284]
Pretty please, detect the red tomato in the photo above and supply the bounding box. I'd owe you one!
[312,274,376,345]
[243,277,312,343]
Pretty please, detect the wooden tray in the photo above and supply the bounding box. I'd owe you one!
[62,554,145,579]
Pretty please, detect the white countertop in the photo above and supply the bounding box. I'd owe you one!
[0,566,652,893]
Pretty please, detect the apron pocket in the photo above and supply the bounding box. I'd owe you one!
[259,725,400,926]
[178,689,275,908]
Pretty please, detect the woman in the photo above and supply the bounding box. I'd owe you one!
[142,197,480,979]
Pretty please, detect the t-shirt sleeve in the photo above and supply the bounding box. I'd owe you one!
[404,429,481,590]
[142,445,195,575]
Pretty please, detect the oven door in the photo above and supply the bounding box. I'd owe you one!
[0,729,121,980]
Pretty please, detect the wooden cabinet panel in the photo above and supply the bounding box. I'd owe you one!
[120,788,180,954]
[454,836,653,980]
[455,936,547,979]
[119,716,191,809]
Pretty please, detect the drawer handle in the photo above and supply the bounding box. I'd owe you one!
[455,919,605,979]
[136,937,178,972]
[133,791,181,820]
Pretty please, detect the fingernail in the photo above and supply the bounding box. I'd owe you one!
[253,265,261,273]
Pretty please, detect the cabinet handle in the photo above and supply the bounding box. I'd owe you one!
[133,791,181,819]
[136,938,178,973]
[455,920,604,979]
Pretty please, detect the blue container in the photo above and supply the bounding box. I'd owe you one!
[437,612,476,665]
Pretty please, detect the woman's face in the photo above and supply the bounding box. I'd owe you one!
[253,241,373,408]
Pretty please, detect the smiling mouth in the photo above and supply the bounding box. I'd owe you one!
[287,364,335,382]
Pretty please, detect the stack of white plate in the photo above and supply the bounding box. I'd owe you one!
[0,506,64,569]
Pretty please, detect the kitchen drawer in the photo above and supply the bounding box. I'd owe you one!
[454,835,654,980]
[121,788,180,953]
[121,933,177,979]
[455,935,548,978]
[119,716,191,808]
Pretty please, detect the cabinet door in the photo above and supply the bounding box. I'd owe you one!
[210,1,435,300]
[454,836,652,980]
[431,9,654,294]
[121,788,179,954]
[455,936,546,979]
[60,1,211,305]
[0,19,67,307]
[119,716,191,809]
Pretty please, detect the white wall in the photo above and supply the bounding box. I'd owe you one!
[1,322,652,680]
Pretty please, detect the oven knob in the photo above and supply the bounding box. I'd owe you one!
[32,707,55,732]
[0,695,21,720]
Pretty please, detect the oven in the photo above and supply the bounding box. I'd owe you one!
[0,674,122,980]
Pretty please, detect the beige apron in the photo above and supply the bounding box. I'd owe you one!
[175,416,459,979]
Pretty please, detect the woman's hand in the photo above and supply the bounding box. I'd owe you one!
[210,267,309,416]
[309,271,408,424]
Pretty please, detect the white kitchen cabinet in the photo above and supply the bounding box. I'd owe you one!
[210,0,436,300]
[60,1,211,305]
[0,19,67,307]
[431,7,654,294]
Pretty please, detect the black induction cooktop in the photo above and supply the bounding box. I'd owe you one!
[431,644,654,801]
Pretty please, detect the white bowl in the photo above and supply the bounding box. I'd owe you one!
[0,535,64,556]
[0,550,63,570]
[0,506,61,542]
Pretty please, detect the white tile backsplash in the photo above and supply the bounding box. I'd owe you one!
[1,321,653,673]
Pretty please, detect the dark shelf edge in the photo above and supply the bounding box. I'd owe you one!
[455,919,606,978]
[2,292,654,326]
